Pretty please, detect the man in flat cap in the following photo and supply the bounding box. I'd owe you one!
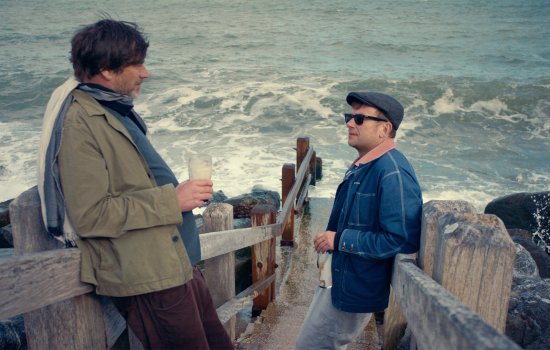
[296,91,423,349]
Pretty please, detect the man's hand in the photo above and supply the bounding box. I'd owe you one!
[175,179,213,212]
[314,231,336,253]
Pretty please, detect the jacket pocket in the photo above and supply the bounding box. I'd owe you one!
[341,270,388,306]
[340,258,391,306]
[349,192,376,227]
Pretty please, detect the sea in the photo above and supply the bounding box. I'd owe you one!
[1,0,549,218]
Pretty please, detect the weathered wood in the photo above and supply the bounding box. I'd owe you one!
[200,223,281,260]
[315,157,323,180]
[9,187,122,350]
[202,203,236,339]
[281,163,295,246]
[419,200,476,278]
[277,147,313,228]
[296,173,311,212]
[10,186,64,254]
[309,150,317,186]
[251,204,277,314]
[216,273,276,324]
[0,249,91,319]
[383,254,416,350]
[433,212,515,333]
[296,137,310,174]
[100,296,129,349]
[392,255,521,350]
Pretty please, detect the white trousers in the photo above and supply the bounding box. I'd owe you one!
[295,287,372,350]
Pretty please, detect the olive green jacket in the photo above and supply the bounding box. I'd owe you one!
[58,89,193,297]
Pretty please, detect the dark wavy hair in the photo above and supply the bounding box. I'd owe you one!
[70,19,149,81]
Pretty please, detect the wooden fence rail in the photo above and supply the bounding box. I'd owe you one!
[0,136,319,349]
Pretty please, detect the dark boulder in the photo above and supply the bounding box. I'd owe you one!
[513,237,550,279]
[0,316,26,350]
[485,192,550,253]
[513,243,539,279]
[506,276,550,349]
[0,224,12,248]
[224,187,280,219]
[484,192,549,232]
[0,199,11,228]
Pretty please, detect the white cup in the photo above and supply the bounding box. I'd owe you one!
[318,252,332,288]
[188,154,212,180]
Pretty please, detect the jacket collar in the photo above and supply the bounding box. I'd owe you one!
[353,139,396,166]
[71,89,135,142]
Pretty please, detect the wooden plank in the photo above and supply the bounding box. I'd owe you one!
[277,147,313,226]
[392,255,521,350]
[200,224,281,261]
[9,186,113,349]
[433,212,515,332]
[295,173,311,211]
[382,254,416,350]
[251,205,277,314]
[419,200,476,278]
[281,163,295,246]
[216,274,276,324]
[203,203,236,340]
[0,249,91,319]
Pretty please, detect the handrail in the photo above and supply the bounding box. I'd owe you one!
[277,146,313,226]
[0,137,317,325]
[392,255,521,350]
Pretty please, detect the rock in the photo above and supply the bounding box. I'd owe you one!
[485,192,550,251]
[0,199,12,227]
[513,237,550,279]
[508,228,534,241]
[224,188,281,219]
[513,243,539,279]
[210,190,228,203]
[0,225,12,248]
[526,327,550,350]
[0,315,26,350]
[506,276,550,349]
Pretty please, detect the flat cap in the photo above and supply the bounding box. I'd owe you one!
[346,91,404,130]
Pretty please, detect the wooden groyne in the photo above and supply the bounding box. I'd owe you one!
[0,137,319,349]
[0,135,524,349]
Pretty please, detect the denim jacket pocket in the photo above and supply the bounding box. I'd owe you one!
[349,192,376,227]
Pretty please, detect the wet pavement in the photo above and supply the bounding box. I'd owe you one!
[235,198,383,350]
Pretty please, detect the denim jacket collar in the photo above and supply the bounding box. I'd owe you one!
[353,139,395,166]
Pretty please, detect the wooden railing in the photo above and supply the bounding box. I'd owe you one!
[0,136,318,349]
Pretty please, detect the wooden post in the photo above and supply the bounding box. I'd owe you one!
[309,150,317,186]
[251,204,277,316]
[9,186,124,349]
[281,163,295,246]
[383,255,415,350]
[296,137,309,176]
[419,200,476,278]
[202,203,236,339]
[384,200,477,350]
[433,211,515,333]
[315,157,323,180]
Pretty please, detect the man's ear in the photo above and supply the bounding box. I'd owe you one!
[381,122,393,138]
[99,69,115,81]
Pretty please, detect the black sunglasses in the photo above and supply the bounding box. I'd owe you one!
[344,113,389,125]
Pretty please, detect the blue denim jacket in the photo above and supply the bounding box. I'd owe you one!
[331,149,422,313]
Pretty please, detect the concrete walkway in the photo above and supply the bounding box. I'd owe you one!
[235,198,383,350]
